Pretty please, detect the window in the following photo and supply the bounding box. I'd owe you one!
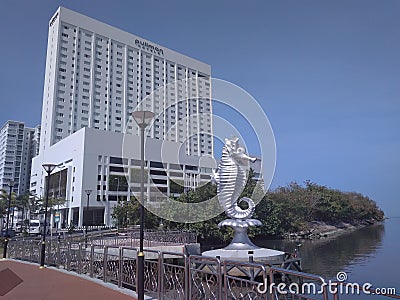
[109,166,125,172]
[150,169,167,176]
[110,157,123,164]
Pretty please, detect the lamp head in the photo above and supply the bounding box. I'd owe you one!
[7,180,15,187]
[42,163,57,174]
[132,110,155,127]
[84,189,92,196]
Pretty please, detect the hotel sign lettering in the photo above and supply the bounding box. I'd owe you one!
[50,13,59,27]
[135,39,164,56]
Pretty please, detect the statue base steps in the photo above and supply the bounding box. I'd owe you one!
[202,247,285,264]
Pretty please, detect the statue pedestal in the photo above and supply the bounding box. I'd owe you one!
[202,218,285,264]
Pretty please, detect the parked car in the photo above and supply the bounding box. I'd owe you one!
[28,220,50,235]
[29,220,41,235]
[15,222,23,233]
[0,229,16,238]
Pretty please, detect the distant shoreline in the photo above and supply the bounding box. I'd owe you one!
[283,219,383,240]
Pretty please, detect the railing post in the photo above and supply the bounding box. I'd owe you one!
[90,244,94,278]
[30,242,36,262]
[188,256,192,300]
[46,240,50,265]
[55,241,59,267]
[322,282,329,300]
[67,242,71,271]
[333,291,340,300]
[184,253,189,300]
[21,240,24,259]
[118,247,123,288]
[103,246,108,282]
[20,240,23,259]
[22,240,27,258]
[77,243,82,274]
[158,252,163,300]
[268,267,274,299]
[135,250,139,293]
[217,257,223,300]
[222,260,227,300]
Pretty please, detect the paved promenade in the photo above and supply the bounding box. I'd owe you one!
[0,259,137,300]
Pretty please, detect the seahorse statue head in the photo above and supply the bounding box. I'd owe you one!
[224,137,257,166]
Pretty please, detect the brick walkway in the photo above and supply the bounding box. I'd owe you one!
[0,259,137,300]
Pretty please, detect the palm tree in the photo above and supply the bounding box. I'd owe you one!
[15,192,34,232]
[0,188,17,230]
[0,190,8,216]
[31,194,66,230]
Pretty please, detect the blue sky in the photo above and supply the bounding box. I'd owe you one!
[0,1,399,216]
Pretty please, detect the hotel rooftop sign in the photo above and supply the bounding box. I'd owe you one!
[135,39,164,56]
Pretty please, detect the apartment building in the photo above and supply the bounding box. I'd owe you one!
[0,121,40,195]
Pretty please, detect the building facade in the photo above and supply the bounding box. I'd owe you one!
[0,121,40,195]
[31,7,215,227]
[40,7,213,156]
[30,127,215,227]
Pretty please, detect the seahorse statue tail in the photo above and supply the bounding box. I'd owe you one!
[225,197,255,220]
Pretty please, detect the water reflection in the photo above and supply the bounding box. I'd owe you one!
[202,218,399,299]
[256,222,385,278]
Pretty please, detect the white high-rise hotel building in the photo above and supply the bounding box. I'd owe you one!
[40,7,212,155]
[31,7,215,227]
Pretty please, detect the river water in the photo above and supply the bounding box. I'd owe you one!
[257,217,400,299]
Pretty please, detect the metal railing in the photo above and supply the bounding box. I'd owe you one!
[7,239,399,300]
[89,230,197,248]
[269,266,332,300]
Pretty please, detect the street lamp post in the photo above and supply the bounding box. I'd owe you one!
[115,177,120,202]
[40,163,56,268]
[84,189,92,248]
[2,180,15,259]
[132,110,154,300]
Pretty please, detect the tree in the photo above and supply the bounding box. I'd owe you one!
[111,196,160,229]
[0,189,8,216]
[267,181,385,235]
[14,192,33,231]
[0,188,17,226]
[114,173,385,242]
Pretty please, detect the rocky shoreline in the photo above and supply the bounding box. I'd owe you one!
[283,219,380,240]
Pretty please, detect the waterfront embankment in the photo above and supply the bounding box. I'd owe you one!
[283,219,381,240]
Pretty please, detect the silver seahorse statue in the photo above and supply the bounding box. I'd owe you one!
[213,137,257,219]
[213,137,262,250]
